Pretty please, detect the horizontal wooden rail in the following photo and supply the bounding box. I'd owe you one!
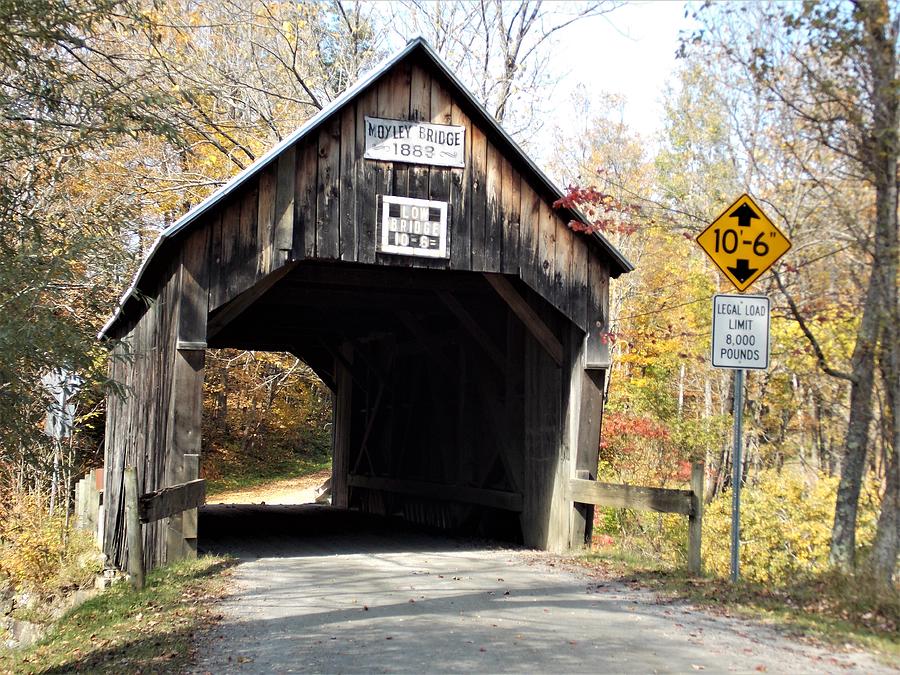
[570,462,705,575]
[139,478,206,524]
[569,479,694,515]
[348,474,523,512]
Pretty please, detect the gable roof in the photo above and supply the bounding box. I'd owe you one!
[100,36,632,339]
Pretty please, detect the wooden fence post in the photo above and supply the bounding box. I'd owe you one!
[88,472,101,541]
[74,476,85,530]
[124,467,145,590]
[688,461,704,575]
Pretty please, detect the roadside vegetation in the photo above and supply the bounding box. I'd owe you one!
[578,543,899,660]
[579,473,898,658]
[0,556,233,674]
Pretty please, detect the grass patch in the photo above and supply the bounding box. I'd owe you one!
[577,545,899,660]
[0,555,236,674]
[205,448,331,497]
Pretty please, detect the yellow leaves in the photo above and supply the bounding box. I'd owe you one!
[0,494,102,598]
[702,469,880,584]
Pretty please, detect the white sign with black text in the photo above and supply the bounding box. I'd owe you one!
[364,116,465,168]
[711,294,770,370]
[378,195,449,259]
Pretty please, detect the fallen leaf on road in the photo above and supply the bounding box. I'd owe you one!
[691,665,704,671]
[754,666,767,672]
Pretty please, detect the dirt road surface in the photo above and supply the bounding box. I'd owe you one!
[194,505,894,674]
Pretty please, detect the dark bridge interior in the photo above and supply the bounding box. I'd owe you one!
[206,261,569,543]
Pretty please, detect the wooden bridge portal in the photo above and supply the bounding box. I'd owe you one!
[100,38,632,571]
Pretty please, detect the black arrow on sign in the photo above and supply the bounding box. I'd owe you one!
[729,203,759,227]
[728,259,758,283]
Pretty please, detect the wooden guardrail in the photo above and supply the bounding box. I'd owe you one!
[570,462,704,574]
[124,467,206,589]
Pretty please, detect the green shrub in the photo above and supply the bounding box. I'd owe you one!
[702,468,879,583]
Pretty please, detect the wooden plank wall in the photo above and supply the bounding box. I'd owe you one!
[202,61,596,334]
[103,259,181,570]
[104,228,211,570]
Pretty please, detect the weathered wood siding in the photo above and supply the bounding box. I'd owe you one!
[104,228,210,571]
[103,259,181,571]
[202,61,598,334]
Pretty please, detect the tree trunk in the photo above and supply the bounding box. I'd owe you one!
[871,427,898,585]
[830,301,879,567]
[830,0,899,569]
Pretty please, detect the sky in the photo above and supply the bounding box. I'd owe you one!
[549,1,691,141]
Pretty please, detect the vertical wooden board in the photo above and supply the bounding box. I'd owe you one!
[429,76,452,222]
[178,226,210,341]
[561,323,585,549]
[218,200,240,307]
[484,142,502,271]
[207,213,223,310]
[274,145,295,264]
[571,234,589,332]
[317,117,341,260]
[585,254,611,367]
[102,348,126,560]
[521,304,562,549]
[257,163,277,276]
[576,369,604,475]
[356,88,378,263]
[470,124,488,271]
[501,157,521,274]
[332,345,352,508]
[538,200,556,300]
[339,104,358,261]
[388,61,412,196]
[449,101,471,270]
[168,239,210,565]
[237,182,259,297]
[519,182,540,288]
[295,139,318,260]
[373,71,401,261]
[504,308,526,491]
[554,215,574,317]
[408,65,430,200]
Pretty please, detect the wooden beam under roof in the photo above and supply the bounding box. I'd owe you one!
[483,273,563,367]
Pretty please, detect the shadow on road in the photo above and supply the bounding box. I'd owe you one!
[199,503,497,560]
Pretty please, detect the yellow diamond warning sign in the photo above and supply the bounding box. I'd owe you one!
[696,194,791,292]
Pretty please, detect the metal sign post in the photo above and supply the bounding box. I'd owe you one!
[710,294,770,584]
[730,368,744,583]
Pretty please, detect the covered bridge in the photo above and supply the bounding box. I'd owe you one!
[100,37,632,571]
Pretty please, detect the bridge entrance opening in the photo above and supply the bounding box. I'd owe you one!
[201,262,535,547]
[200,349,332,508]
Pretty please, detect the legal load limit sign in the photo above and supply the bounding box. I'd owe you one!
[711,294,770,370]
[696,194,791,292]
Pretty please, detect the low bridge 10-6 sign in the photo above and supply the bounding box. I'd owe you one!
[696,194,791,292]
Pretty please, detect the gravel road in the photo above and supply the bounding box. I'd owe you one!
[193,504,894,674]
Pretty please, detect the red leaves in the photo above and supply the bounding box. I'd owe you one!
[603,412,671,442]
[553,183,642,236]
[599,331,619,346]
